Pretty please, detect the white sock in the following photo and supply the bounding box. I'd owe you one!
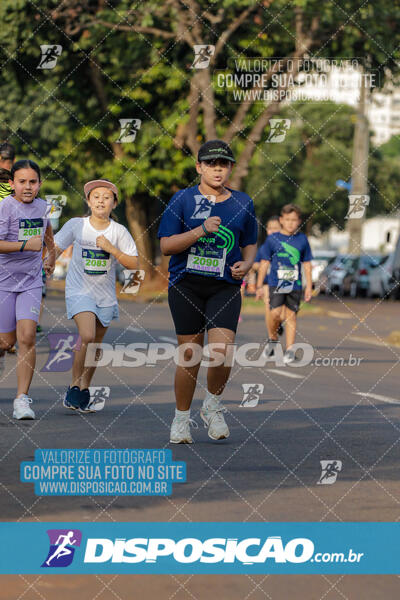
[175,408,190,419]
[203,390,220,408]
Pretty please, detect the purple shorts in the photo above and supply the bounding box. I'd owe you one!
[0,287,42,332]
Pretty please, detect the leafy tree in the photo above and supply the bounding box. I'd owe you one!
[1,0,400,272]
[247,101,396,235]
[379,135,400,159]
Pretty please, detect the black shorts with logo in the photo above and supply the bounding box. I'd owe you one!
[268,286,302,313]
[168,273,242,335]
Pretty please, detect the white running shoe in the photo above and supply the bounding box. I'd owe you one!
[13,395,35,420]
[283,349,296,364]
[170,414,197,444]
[200,400,229,440]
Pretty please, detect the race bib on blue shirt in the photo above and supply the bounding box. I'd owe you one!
[186,245,226,278]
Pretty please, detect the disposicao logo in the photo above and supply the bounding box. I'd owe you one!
[36,530,365,571]
[83,536,314,564]
[41,529,82,568]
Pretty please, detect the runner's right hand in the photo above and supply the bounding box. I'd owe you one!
[203,216,221,233]
[25,235,42,252]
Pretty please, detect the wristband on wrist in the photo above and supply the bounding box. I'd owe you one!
[201,222,209,235]
[20,240,27,252]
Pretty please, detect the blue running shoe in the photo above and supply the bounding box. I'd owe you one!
[79,388,95,413]
[63,386,81,410]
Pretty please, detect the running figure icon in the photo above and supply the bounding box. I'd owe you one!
[317,460,343,485]
[44,334,76,371]
[45,531,77,566]
[37,45,62,69]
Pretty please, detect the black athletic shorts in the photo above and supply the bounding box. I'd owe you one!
[168,273,242,335]
[269,286,302,313]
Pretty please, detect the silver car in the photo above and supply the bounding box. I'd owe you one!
[318,255,356,295]
[368,254,394,298]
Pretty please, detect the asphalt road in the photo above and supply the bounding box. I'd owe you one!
[1,291,400,598]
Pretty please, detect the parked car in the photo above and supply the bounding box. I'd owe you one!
[311,250,336,285]
[318,255,356,294]
[388,235,400,300]
[340,254,383,297]
[367,253,394,298]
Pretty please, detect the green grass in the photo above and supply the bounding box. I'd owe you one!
[241,296,322,315]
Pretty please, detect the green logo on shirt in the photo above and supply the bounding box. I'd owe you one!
[280,241,300,266]
[198,225,235,254]
[216,225,235,254]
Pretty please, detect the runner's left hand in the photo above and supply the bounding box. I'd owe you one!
[304,285,312,302]
[230,261,251,280]
[255,287,264,301]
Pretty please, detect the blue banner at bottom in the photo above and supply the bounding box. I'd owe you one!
[0,522,398,574]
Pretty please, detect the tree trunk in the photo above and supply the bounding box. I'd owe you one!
[347,67,370,254]
[199,68,217,139]
[159,254,170,275]
[125,196,153,277]
[229,102,281,189]
[305,216,313,237]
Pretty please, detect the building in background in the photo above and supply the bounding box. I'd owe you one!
[310,213,400,255]
[296,63,400,145]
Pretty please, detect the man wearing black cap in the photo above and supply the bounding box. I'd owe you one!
[197,139,236,163]
[158,139,258,444]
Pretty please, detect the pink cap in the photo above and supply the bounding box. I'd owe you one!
[84,179,118,202]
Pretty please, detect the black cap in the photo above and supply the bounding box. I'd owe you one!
[197,139,235,163]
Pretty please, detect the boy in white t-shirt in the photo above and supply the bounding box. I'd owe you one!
[49,179,138,412]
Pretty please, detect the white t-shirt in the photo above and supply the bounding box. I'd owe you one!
[55,217,138,307]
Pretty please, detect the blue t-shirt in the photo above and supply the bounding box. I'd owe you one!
[255,242,269,285]
[258,231,312,290]
[158,185,258,287]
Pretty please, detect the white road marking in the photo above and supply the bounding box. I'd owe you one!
[349,335,400,350]
[159,336,177,344]
[126,325,141,332]
[352,391,400,405]
[267,369,305,379]
[327,311,354,319]
[349,336,384,347]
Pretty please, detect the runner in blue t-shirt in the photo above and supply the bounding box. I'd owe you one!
[251,215,286,338]
[256,204,312,364]
[158,139,258,444]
